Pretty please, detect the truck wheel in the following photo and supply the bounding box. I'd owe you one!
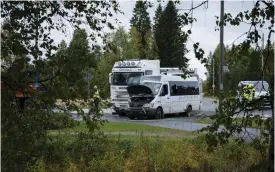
[128,114,136,120]
[119,111,126,116]
[155,107,163,119]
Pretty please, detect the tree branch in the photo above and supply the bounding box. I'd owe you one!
[178,1,208,11]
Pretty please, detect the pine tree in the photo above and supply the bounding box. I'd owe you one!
[153,3,162,36]
[156,1,188,68]
[130,1,151,59]
[151,3,163,59]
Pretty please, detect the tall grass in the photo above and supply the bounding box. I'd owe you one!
[25,134,267,172]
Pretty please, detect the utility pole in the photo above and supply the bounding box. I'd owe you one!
[87,69,90,100]
[87,68,94,100]
[262,33,264,80]
[211,51,215,94]
[219,0,224,109]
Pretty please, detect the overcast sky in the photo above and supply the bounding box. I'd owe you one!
[51,0,273,80]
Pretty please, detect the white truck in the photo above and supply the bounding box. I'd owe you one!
[108,59,198,116]
[126,74,203,119]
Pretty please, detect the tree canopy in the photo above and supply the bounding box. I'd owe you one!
[155,1,189,68]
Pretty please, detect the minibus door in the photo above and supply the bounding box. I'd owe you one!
[159,84,171,114]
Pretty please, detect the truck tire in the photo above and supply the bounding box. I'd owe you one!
[119,111,126,116]
[128,114,136,120]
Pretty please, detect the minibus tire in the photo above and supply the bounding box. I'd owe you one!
[187,105,192,112]
[186,106,192,117]
[155,107,163,119]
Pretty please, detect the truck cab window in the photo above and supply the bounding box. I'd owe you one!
[112,72,143,86]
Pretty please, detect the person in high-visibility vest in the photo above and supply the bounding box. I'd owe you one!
[243,84,255,110]
[248,84,255,109]
[242,85,250,102]
[93,85,100,109]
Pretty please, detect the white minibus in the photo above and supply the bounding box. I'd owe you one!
[126,75,202,119]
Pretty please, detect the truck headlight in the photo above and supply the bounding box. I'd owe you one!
[143,103,154,108]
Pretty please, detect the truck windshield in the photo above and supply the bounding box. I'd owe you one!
[112,72,144,86]
[142,82,162,95]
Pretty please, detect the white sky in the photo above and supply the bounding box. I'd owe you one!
[50,0,273,80]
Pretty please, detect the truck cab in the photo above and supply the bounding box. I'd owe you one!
[109,59,160,115]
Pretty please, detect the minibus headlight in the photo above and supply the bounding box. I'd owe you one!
[143,103,154,108]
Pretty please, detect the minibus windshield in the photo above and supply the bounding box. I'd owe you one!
[141,82,162,95]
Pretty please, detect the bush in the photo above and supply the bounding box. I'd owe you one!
[26,135,267,172]
[45,113,80,130]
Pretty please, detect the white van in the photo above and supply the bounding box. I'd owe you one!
[236,81,271,107]
[126,75,202,119]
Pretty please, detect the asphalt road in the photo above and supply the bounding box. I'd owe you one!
[67,97,272,142]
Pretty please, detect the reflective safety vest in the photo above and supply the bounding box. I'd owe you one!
[94,89,100,99]
[243,86,249,100]
[242,85,255,102]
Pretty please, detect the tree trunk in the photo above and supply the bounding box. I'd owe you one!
[268,75,274,172]
[268,100,274,172]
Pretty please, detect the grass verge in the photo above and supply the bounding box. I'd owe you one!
[194,117,269,129]
[49,121,196,137]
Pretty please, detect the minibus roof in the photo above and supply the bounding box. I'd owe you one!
[140,75,198,83]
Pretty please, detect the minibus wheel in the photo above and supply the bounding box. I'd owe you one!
[187,105,192,112]
[155,107,163,119]
[185,105,192,117]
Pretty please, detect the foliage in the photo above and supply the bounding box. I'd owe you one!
[45,113,80,130]
[155,1,189,69]
[205,43,273,95]
[191,1,274,170]
[151,3,163,59]
[26,135,266,172]
[92,27,137,99]
[130,1,152,59]
[48,29,98,100]
[1,1,120,59]
[1,1,120,171]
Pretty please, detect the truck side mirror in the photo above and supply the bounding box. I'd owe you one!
[109,73,112,84]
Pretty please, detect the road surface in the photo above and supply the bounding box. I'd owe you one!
[65,97,272,142]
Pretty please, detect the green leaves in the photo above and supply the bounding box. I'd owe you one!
[130,1,152,59]
[2,1,120,59]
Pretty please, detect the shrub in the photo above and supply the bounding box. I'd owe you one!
[26,135,267,172]
[45,113,80,130]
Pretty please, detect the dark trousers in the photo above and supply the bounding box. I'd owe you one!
[94,98,99,109]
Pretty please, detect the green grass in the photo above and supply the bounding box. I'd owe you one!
[194,117,268,129]
[49,121,196,137]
